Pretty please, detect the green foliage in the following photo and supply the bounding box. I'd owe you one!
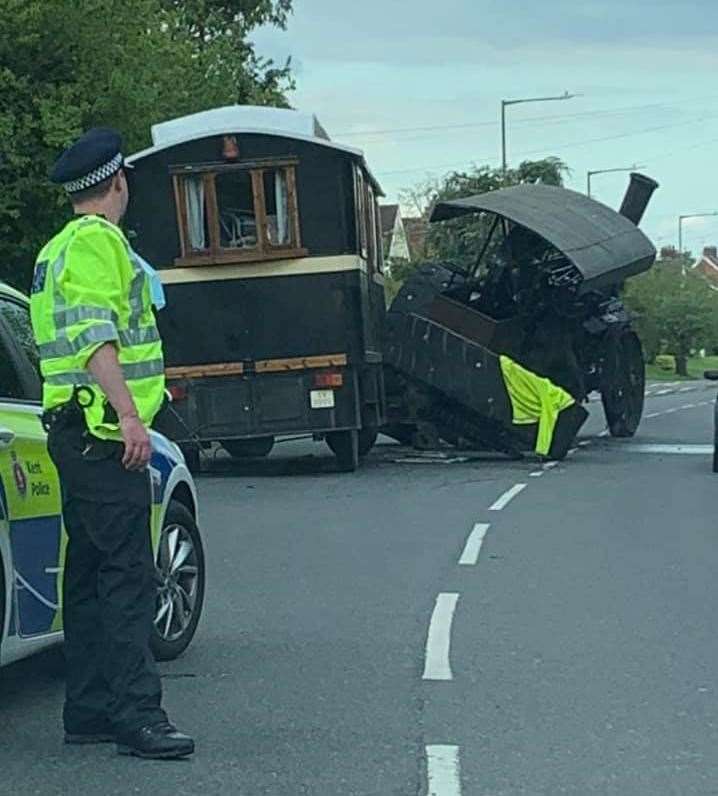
[160,0,292,34]
[398,158,567,274]
[623,258,718,373]
[654,354,676,372]
[0,0,293,289]
[388,257,429,284]
[383,274,403,307]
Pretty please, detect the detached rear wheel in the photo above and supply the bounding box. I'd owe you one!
[601,331,645,438]
[151,500,205,662]
[358,427,378,458]
[326,429,360,472]
[179,444,201,476]
[223,436,275,459]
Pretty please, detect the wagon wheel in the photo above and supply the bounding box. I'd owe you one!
[600,331,645,438]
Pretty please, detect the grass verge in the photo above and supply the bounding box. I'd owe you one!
[646,355,718,382]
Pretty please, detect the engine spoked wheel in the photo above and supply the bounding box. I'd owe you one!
[600,331,645,438]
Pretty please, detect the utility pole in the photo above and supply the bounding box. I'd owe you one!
[586,165,641,198]
[500,92,577,176]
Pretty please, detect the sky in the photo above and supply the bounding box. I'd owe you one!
[251,0,718,254]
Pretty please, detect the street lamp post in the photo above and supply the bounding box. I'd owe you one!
[586,165,641,198]
[501,91,577,175]
[678,212,718,256]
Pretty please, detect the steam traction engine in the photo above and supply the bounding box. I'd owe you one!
[383,174,659,457]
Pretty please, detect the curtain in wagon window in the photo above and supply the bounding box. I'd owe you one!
[185,176,206,250]
[274,170,290,246]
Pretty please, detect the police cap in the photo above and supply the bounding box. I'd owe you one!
[50,127,132,194]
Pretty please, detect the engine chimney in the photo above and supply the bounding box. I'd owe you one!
[618,173,659,226]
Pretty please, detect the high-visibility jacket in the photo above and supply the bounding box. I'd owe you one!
[30,215,165,441]
[499,355,575,456]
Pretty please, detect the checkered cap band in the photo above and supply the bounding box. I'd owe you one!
[62,152,123,194]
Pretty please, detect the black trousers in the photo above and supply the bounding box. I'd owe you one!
[47,418,167,735]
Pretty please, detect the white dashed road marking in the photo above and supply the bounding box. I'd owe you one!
[620,444,712,455]
[426,745,462,796]
[423,593,459,681]
[489,483,526,511]
[459,523,489,566]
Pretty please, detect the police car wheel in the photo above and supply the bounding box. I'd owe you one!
[151,500,205,662]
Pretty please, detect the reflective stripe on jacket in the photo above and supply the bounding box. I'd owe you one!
[30,215,165,441]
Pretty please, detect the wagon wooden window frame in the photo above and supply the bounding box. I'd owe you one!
[170,157,307,266]
[353,164,383,273]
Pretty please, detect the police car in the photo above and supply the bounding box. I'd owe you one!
[0,281,205,666]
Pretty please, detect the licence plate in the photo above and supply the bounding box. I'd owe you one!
[310,389,335,409]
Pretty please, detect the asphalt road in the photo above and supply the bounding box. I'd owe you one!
[1,380,717,795]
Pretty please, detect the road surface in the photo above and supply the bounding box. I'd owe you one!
[2,380,717,795]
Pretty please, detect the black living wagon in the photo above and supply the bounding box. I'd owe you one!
[125,106,387,471]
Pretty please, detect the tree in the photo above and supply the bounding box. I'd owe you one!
[397,158,568,275]
[159,0,293,107]
[623,257,718,375]
[0,0,293,289]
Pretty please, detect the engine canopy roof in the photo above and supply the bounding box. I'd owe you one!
[431,183,656,291]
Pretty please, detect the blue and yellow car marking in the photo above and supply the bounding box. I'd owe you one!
[0,408,177,641]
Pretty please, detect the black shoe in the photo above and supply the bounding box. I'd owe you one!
[116,722,194,760]
[65,731,115,745]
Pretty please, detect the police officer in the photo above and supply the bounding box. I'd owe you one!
[30,128,194,759]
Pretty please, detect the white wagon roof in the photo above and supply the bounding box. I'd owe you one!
[127,105,383,193]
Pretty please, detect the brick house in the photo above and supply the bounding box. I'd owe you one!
[693,246,718,287]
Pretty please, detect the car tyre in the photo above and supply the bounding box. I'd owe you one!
[150,500,205,662]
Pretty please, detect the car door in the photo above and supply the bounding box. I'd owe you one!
[0,295,63,638]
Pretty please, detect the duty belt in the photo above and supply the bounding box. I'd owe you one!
[41,385,95,433]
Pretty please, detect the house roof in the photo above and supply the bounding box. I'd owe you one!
[402,216,429,260]
[697,248,718,268]
[380,204,400,235]
[693,248,718,284]
[127,105,384,195]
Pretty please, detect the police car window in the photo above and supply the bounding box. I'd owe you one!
[0,325,25,400]
[0,298,40,375]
